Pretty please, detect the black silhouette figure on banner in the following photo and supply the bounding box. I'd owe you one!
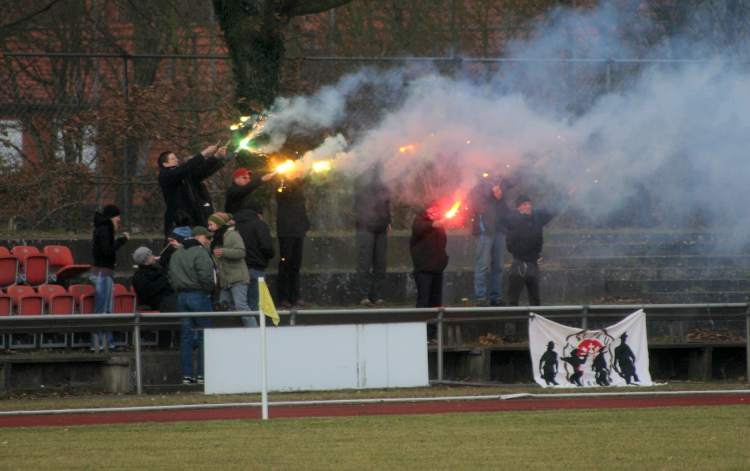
[614,332,639,384]
[539,341,559,385]
[592,349,611,386]
[561,348,586,386]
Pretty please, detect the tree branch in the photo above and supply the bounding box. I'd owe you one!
[0,0,65,32]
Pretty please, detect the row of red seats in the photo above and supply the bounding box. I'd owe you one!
[0,245,91,287]
[0,283,136,316]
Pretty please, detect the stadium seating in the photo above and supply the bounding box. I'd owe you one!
[68,284,96,314]
[0,291,11,316]
[0,247,19,288]
[43,245,91,283]
[7,285,44,316]
[11,246,49,286]
[38,284,76,315]
[113,283,136,313]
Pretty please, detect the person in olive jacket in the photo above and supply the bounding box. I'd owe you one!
[207,212,255,327]
[168,227,215,384]
[275,177,310,308]
[90,204,129,351]
[158,144,228,237]
[410,202,449,308]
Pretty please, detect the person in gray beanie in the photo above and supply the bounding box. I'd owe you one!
[131,247,176,312]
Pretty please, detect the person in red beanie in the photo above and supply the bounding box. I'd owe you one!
[224,167,276,214]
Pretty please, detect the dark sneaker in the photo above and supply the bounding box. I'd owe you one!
[293,299,306,308]
[360,298,373,307]
[490,299,505,307]
[196,376,204,384]
[475,299,489,307]
[373,299,385,306]
[182,376,195,385]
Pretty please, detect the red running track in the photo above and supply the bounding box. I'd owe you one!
[1,394,748,428]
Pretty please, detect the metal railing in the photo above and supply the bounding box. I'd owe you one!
[1,302,749,393]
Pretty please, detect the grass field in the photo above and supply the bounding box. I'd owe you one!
[1,405,748,470]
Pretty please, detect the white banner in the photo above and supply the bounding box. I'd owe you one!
[529,310,653,388]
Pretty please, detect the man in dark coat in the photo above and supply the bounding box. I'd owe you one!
[234,201,275,311]
[410,202,449,308]
[224,167,276,214]
[469,175,512,306]
[275,177,310,308]
[354,162,391,306]
[90,204,129,351]
[131,246,176,312]
[505,194,557,306]
[158,144,228,237]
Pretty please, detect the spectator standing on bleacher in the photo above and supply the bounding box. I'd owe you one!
[168,226,216,384]
[275,177,310,309]
[409,201,449,308]
[353,162,391,306]
[90,204,129,352]
[158,144,228,237]
[207,212,253,326]
[234,201,274,316]
[132,246,176,312]
[224,167,276,214]
[468,175,512,307]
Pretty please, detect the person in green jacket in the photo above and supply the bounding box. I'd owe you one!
[207,212,255,327]
[169,226,215,384]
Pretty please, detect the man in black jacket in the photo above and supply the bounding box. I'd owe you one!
[158,144,228,237]
[410,202,449,308]
[505,194,556,306]
[224,167,276,214]
[131,246,176,312]
[234,201,275,311]
[276,177,310,308]
[90,204,129,351]
[354,162,391,306]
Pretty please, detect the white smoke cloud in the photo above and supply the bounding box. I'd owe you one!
[256,0,750,236]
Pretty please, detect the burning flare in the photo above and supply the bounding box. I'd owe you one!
[444,200,462,219]
[312,160,332,173]
[275,159,296,175]
[399,144,416,154]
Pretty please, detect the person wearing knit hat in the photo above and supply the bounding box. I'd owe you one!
[207,211,253,326]
[131,246,176,313]
[90,204,129,352]
[504,193,558,307]
[225,166,277,214]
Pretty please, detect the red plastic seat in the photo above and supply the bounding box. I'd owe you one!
[37,284,76,315]
[11,246,49,286]
[68,284,96,314]
[0,292,11,316]
[113,283,136,313]
[6,285,44,315]
[0,250,18,288]
[43,245,92,282]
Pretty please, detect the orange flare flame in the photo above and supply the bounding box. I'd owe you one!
[444,200,462,219]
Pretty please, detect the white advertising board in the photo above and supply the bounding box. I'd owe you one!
[204,322,428,394]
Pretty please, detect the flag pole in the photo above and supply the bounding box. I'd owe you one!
[259,277,269,420]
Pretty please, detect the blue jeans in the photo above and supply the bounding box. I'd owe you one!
[474,233,506,303]
[177,291,212,378]
[89,271,114,349]
[244,269,264,327]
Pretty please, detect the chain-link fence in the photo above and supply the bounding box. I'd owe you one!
[0,51,698,235]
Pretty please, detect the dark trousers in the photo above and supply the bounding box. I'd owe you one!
[356,230,387,301]
[414,271,443,308]
[277,236,304,304]
[507,259,541,306]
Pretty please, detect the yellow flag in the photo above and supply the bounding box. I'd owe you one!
[258,278,280,326]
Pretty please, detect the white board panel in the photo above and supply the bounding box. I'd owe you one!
[204,322,428,394]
